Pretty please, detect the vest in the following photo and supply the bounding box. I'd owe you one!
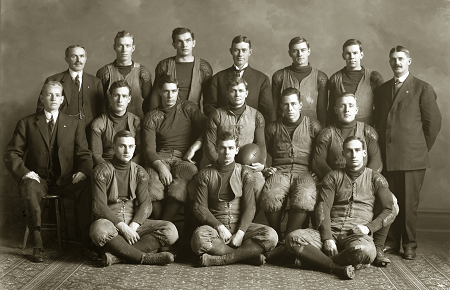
[101,160,139,203]
[107,62,143,119]
[215,105,258,147]
[281,67,318,120]
[271,116,313,169]
[167,57,203,106]
[333,67,374,123]
[328,122,368,169]
[64,78,84,118]
[48,117,61,180]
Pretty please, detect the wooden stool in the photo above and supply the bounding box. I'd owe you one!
[22,195,68,250]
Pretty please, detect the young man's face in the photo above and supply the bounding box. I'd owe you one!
[288,42,310,66]
[65,47,86,72]
[217,139,239,166]
[230,42,252,68]
[335,96,358,124]
[342,44,364,71]
[172,32,195,57]
[109,87,131,115]
[281,93,302,122]
[40,85,64,112]
[113,136,136,163]
[227,83,248,108]
[114,37,135,63]
[389,51,411,78]
[159,83,179,109]
[343,139,366,170]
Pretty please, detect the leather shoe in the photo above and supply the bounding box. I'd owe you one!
[32,248,44,263]
[403,247,416,260]
[383,245,399,254]
[373,246,391,267]
[82,247,99,261]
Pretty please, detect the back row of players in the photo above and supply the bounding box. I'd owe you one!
[4,28,441,280]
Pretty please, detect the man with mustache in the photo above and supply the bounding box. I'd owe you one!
[97,31,152,119]
[37,45,104,130]
[374,46,441,260]
[327,39,384,126]
[272,37,328,126]
[204,35,273,124]
[90,80,142,166]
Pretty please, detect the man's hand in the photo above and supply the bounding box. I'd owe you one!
[23,171,40,183]
[351,225,370,235]
[246,162,264,172]
[129,222,140,232]
[229,230,245,248]
[183,140,202,164]
[323,239,338,257]
[262,167,277,178]
[216,225,232,244]
[153,160,173,186]
[116,222,140,245]
[310,171,318,182]
[72,172,86,184]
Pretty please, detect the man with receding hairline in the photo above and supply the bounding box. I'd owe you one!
[97,30,152,119]
[204,35,273,123]
[37,44,105,129]
[327,39,384,126]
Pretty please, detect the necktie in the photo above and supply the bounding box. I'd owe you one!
[394,79,402,96]
[74,74,80,91]
[48,114,54,138]
[234,67,245,77]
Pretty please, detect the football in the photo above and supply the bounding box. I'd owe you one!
[236,143,261,165]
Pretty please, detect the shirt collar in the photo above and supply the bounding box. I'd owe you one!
[233,63,248,71]
[44,109,59,122]
[68,68,83,80]
[395,71,409,83]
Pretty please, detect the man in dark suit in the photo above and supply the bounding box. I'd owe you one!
[204,35,273,123]
[37,45,105,130]
[374,46,441,260]
[5,81,94,262]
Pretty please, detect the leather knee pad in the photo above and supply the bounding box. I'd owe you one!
[290,173,317,212]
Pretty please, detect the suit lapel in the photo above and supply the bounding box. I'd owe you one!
[36,111,50,148]
[56,113,68,147]
[243,65,253,81]
[391,74,413,110]
[82,72,89,95]
[61,70,72,106]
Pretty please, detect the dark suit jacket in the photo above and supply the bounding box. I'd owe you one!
[36,70,105,126]
[374,74,441,171]
[3,111,93,185]
[204,65,274,122]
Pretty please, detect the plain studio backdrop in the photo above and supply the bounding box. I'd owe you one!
[1,0,449,245]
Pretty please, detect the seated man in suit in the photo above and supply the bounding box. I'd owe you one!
[261,87,322,251]
[204,77,266,205]
[285,136,396,279]
[37,45,104,129]
[89,130,178,266]
[4,81,94,262]
[204,35,273,123]
[143,75,207,222]
[97,31,152,119]
[191,131,278,266]
[90,80,141,166]
[314,92,397,266]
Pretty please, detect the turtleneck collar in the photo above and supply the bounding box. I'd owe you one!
[336,119,356,129]
[216,161,235,173]
[108,108,127,124]
[345,165,365,181]
[290,63,312,73]
[282,115,303,127]
[111,155,131,170]
[228,102,246,115]
[160,99,179,113]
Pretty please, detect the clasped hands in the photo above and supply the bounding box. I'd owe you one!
[216,224,244,248]
[116,222,141,245]
[323,225,370,257]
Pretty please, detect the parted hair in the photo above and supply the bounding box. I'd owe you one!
[114,30,134,44]
[226,77,248,92]
[172,27,194,42]
[158,74,178,90]
[65,45,85,58]
[281,87,301,102]
[335,92,357,105]
[217,131,239,147]
[389,45,410,58]
[231,35,251,48]
[113,130,134,144]
[41,80,63,95]
[343,135,366,150]
[289,37,310,49]
[109,80,132,96]
[342,39,363,52]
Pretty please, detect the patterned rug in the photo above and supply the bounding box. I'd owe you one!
[1,243,449,290]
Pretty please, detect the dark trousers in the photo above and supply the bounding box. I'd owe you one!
[19,177,92,246]
[383,169,426,249]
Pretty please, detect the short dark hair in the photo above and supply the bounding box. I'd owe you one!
[342,39,363,52]
[217,131,239,147]
[335,92,357,105]
[113,130,134,144]
[288,37,310,49]
[109,80,132,96]
[158,74,178,90]
[65,44,85,58]
[114,30,134,45]
[172,27,194,42]
[389,45,410,58]
[226,77,248,92]
[231,35,251,48]
[281,87,301,103]
[343,135,366,150]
